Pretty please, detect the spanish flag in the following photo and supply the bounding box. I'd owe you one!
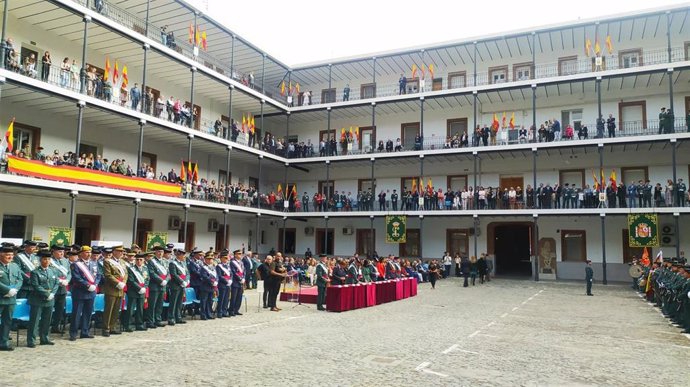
[3,118,14,153]
[241,114,246,133]
[192,162,199,183]
[509,112,515,129]
[605,35,613,55]
[585,38,592,57]
[594,39,601,56]
[277,183,282,194]
[411,64,418,79]
[355,126,359,139]
[201,30,207,51]
[411,178,417,193]
[295,83,300,94]
[609,169,617,191]
[188,23,194,43]
[428,63,435,79]
[501,112,507,129]
[291,184,297,198]
[592,169,599,191]
[113,61,119,84]
[280,80,286,96]
[427,178,432,190]
[122,65,129,88]
[180,161,187,182]
[340,128,346,141]
[418,178,424,193]
[640,247,650,267]
[250,116,255,134]
[492,113,499,130]
[196,26,201,46]
[104,57,110,81]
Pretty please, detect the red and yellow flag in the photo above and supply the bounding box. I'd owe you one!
[122,65,129,88]
[4,118,14,153]
[609,169,617,191]
[188,24,194,43]
[250,116,255,134]
[640,247,650,267]
[592,169,599,191]
[605,35,613,55]
[355,126,359,139]
[280,80,286,96]
[192,162,199,183]
[428,64,435,78]
[104,57,110,81]
[291,184,297,198]
[600,168,605,190]
[180,161,187,182]
[411,178,417,193]
[427,178,432,189]
[340,127,346,141]
[277,183,282,194]
[241,114,246,133]
[113,61,119,84]
[196,26,201,46]
[419,63,426,79]
[585,38,592,57]
[201,30,207,51]
[509,112,515,129]
[492,113,499,130]
[594,39,601,56]
[418,178,424,193]
[501,112,507,129]
[295,82,300,94]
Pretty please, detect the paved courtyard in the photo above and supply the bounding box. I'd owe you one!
[3,278,689,386]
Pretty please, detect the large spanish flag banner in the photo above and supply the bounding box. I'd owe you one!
[8,156,181,197]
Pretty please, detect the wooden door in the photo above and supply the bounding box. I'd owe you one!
[499,176,524,190]
[75,214,101,246]
[447,118,468,138]
[446,229,469,257]
[315,228,334,255]
[622,229,644,264]
[359,126,376,150]
[399,228,420,258]
[278,228,296,254]
[178,222,195,252]
[185,101,202,130]
[401,122,420,148]
[215,225,229,251]
[318,181,334,198]
[136,219,153,249]
[356,229,375,257]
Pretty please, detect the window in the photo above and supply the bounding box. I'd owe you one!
[321,88,335,103]
[360,83,376,99]
[558,56,578,76]
[489,66,508,84]
[400,122,420,148]
[218,170,231,186]
[447,118,468,138]
[561,109,583,132]
[621,167,648,186]
[558,169,585,188]
[448,71,466,89]
[318,181,334,198]
[447,175,468,191]
[2,215,28,239]
[12,122,41,157]
[359,126,376,151]
[399,228,420,257]
[141,152,157,175]
[561,230,586,262]
[619,49,642,68]
[513,62,533,81]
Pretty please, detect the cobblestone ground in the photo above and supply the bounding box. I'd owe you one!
[2,279,689,386]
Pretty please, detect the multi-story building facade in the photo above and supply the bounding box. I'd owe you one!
[1,0,689,282]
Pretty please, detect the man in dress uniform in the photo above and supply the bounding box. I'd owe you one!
[146,246,169,328]
[315,254,330,311]
[332,259,347,285]
[617,181,627,208]
[391,189,399,211]
[26,250,59,347]
[677,179,687,207]
[198,252,217,320]
[123,253,149,332]
[14,240,38,299]
[585,259,594,296]
[69,246,100,341]
[229,249,245,316]
[49,245,70,334]
[187,248,203,317]
[168,249,188,325]
[346,258,360,284]
[101,246,128,336]
[642,180,653,208]
[242,250,253,289]
[215,250,232,318]
[0,244,23,351]
[302,192,310,212]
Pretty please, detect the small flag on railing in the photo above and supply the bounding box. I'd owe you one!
[250,116,255,134]
[585,38,592,57]
[594,39,601,56]
[201,30,207,51]
[122,65,129,88]
[104,57,110,81]
[411,64,417,79]
[609,169,617,191]
[411,178,417,193]
[492,113,499,130]
[605,35,613,55]
[277,183,282,194]
[2,118,14,153]
[340,128,346,141]
[501,112,507,129]
[592,169,599,191]
[196,26,201,46]
[113,61,119,84]
[509,112,515,129]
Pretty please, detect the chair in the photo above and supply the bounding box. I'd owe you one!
[59,296,73,335]
[91,294,105,334]
[184,287,200,319]
[12,299,30,346]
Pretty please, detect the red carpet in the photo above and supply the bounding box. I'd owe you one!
[279,286,318,304]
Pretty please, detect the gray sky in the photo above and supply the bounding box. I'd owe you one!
[193,0,688,66]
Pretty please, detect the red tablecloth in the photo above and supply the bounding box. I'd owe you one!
[353,284,366,309]
[394,280,404,300]
[365,283,376,306]
[326,285,353,312]
[402,278,411,298]
[326,280,415,312]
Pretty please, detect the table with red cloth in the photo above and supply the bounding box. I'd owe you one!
[326,278,417,312]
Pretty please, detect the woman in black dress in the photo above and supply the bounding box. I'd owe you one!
[428,260,440,289]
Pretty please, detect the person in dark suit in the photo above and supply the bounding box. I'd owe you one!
[242,251,253,289]
[267,254,287,312]
[585,259,594,296]
[187,249,203,317]
[332,259,348,285]
[315,254,330,311]
[26,250,59,347]
[198,253,217,320]
[69,246,100,341]
[257,255,272,309]
[229,249,246,316]
[215,251,232,318]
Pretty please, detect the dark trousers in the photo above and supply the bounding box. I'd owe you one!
[168,287,184,322]
[262,281,270,307]
[0,304,14,348]
[463,274,469,287]
[444,265,451,278]
[27,304,53,344]
[269,281,281,308]
[145,290,164,326]
[51,293,66,330]
[102,295,122,332]
[198,289,213,319]
[230,286,243,314]
[586,280,593,295]
[70,298,94,338]
[217,287,230,317]
[471,274,476,286]
[392,201,397,211]
[317,285,327,309]
[430,276,437,289]
[123,295,144,329]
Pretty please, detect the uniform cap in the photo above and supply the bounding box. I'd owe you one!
[151,246,164,251]
[37,249,52,258]
[51,245,66,251]
[24,240,38,247]
[79,246,92,253]
[233,249,242,255]
[113,246,125,252]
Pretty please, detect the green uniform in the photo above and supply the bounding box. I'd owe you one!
[315,262,329,310]
[14,251,38,298]
[0,261,24,349]
[168,259,188,324]
[346,264,359,285]
[27,266,59,345]
[50,255,71,332]
[123,264,149,331]
[146,258,168,327]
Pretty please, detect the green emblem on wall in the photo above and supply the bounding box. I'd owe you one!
[48,227,72,247]
[628,214,659,248]
[146,232,168,251]
[385,215,407,244]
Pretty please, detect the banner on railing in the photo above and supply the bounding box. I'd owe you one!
[628,214,659,248]
[7,156,181,197]
[385,215,407,244]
